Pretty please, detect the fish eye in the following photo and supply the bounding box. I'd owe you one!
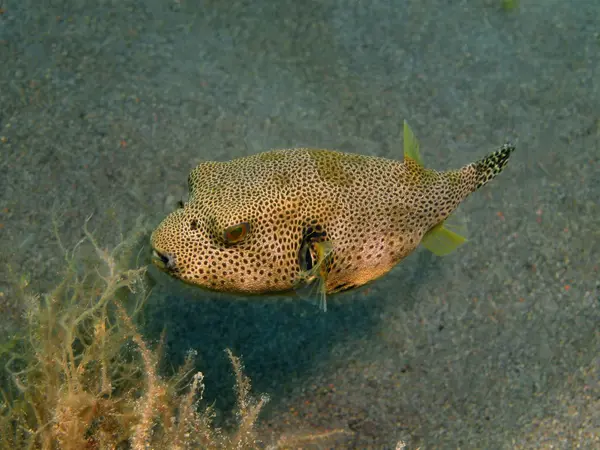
[176,200,185,209]
[223,222,250,244]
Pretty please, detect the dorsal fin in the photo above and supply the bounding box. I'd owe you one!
[403,120,423,166]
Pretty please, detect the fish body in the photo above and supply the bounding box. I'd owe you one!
[151,122,514,303]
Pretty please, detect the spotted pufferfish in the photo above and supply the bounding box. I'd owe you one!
[151,122,514,310]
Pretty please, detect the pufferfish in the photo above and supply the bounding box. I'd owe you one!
[151,122,514,310]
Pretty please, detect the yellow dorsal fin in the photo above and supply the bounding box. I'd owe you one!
[421,221,467,256]
[403,120,423,166]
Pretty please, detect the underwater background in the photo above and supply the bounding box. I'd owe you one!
[0,0,598,448]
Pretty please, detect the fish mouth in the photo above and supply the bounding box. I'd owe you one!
[151,248,177,272]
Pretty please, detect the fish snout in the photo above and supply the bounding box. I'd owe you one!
[151,248,177,272]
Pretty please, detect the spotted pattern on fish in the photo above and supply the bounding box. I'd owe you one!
[151,131,515,296]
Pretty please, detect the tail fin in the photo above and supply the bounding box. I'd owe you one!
[474,143,515,190]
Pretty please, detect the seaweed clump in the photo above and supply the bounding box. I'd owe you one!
[0,221,268,449]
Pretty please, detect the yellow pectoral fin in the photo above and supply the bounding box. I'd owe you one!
[421,222,467,256]
[293,240,334,312]
[313,241,334,265]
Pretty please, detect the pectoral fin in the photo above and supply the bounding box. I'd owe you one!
[294,241,334,312]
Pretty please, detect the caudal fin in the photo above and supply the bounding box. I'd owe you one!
[474,143,515,190]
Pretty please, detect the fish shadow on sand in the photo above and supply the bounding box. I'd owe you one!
[141,248,442,419]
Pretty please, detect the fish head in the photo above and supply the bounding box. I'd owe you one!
[150,159,307,294]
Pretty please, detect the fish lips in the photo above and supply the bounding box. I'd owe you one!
[151,248,177,273]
